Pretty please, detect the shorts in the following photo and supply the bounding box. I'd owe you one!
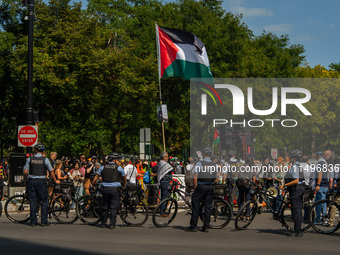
[83,178,91,189]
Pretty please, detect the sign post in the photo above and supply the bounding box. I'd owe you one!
[271,148,278,160]
[18,125,38,147]
[140,128,151,160]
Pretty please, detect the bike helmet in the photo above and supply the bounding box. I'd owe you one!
[34,143,45,152]
[289,149,302,159]
[108,152,120,161]
[201,147,213,156]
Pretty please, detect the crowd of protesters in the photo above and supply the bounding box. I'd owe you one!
[184,150,340,223]
[1,147,339,233]
[1,149,339,204]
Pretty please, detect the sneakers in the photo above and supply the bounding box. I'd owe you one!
[27,222,37,227]
[108,225,115,229]
[295,232,303,237]
[287,231,303,237]
[185,227,197,232]
[323,222,334,227]
[201,227,209,233]
[40,223,50,227]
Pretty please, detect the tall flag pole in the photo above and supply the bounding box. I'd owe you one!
[156,23,166,152]
[156,24,214,153]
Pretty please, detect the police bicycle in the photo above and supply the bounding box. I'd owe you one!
[76,183,149,227]
[152,180,232,228]
[5,181,78,224]
[308,187,340,234]
[235,180,314,232]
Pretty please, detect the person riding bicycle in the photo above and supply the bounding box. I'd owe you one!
[92,153,126,229]
[23,143,60,227]
[186,147,216,233]
[279,149,304,237]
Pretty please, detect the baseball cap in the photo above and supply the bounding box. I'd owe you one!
[315,151,323,156]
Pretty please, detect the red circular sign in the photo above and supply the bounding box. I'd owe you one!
[18,126,38,147]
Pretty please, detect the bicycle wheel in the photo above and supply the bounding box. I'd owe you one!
[120,200,149,227]
[5,195,30,223]
[200,197,232,229]
[235,199,257,230]
[152,197,178,228]
[280,202,312,232]
[309,199,340,234]
[76,195,102,225]
[52,196,78,224]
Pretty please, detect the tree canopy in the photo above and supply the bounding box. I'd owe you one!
[0,0,339,160]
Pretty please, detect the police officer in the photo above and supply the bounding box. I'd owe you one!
[279,149,305,237]
[92,153,126,229]
[186,147,216,232]
[23,143,59,227]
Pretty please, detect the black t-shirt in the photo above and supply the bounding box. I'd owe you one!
[85,164,92,178]
[151,165,158,183]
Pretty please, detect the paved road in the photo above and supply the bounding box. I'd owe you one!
[0,208,339,255]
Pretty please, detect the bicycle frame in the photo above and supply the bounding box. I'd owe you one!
[170,182,193,209]
[252,182,287,206]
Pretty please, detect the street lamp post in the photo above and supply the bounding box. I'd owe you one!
[22,0,35,153]
[26,0,34,126]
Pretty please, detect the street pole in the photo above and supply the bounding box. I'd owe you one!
[26,0,34,126]
[26,0,34,153]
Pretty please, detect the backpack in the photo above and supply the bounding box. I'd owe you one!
[61,183,73,202]
[236,178,250,190]
[143,171,151,184]
[126,185,141,206]
[185,164,194,187]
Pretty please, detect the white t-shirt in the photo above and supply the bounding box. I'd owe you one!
[300,162,312,186]
[124,164,137,184]
[186,164,195,179]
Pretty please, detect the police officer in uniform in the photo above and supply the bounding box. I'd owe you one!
[280,149,305,237]
[92,153,126,229]
[23,143,59,227]
[186,147,217,232]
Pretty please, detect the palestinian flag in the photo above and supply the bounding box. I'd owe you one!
[213,128,220,144]
[156,26,213,81]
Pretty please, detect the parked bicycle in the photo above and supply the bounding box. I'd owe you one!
[308,187,340,234]
[5,181,78,224]
[76,183,149,227]
[152,180,232,229]
[235,180,314,233]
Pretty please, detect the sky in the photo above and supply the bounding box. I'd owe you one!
[69,0,339,68]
